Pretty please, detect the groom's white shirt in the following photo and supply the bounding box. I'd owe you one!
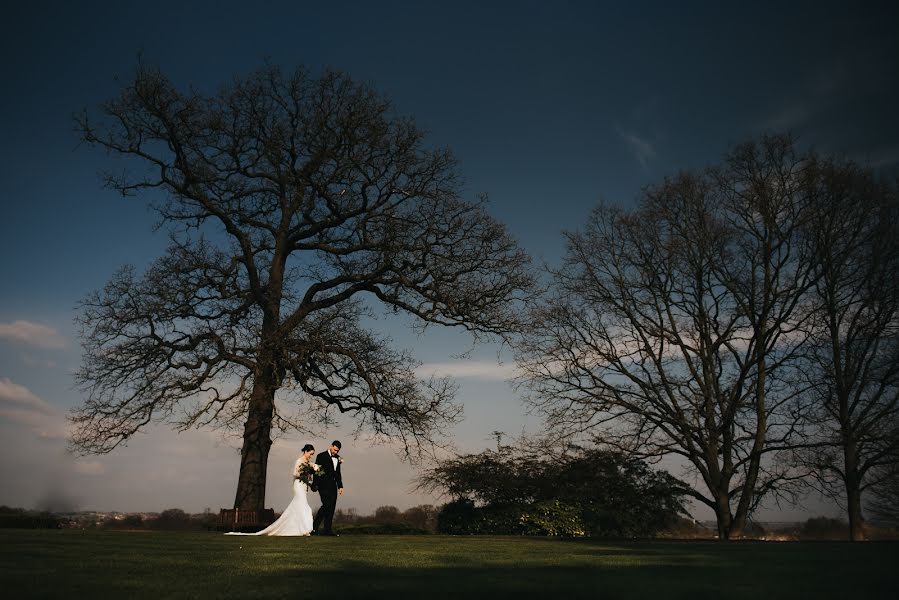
[329,451,338,470]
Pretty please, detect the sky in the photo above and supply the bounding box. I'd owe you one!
[1,1,898,521]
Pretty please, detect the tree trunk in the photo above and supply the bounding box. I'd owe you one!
[731,358,766,538]
[714,492,733,540]
[844,442,866,541]
[847,485,865,542]
[233,246,286,512]
[233,365,277,511]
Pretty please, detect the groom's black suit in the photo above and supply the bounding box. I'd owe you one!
[312,450,343,535]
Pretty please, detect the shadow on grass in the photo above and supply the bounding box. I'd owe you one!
[1,531,897,599]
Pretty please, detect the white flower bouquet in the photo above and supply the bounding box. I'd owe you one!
[295,461,321,484]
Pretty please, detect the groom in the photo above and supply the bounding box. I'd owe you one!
[312,440,344,536]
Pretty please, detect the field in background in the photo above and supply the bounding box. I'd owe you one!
[2,530,897,599]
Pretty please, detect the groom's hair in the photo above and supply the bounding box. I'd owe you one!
[332,440,342,449]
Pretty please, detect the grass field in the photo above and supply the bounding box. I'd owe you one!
[2,530,897,599]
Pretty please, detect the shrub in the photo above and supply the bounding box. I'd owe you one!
[402,505,439,532]
[800,517,849,540]
[374,505,401,523]
[421,445,687,538]
[437,500,586,537]
[437,499,483,535]
[149,508,192,530]
[510,500,586,536]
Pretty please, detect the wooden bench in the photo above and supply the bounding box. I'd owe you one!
[215,508,276,532]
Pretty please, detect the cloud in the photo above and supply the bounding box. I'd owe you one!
[0,378,55,414]
[0,408,68,440]
[0,320,67,349]
[0,378,67,440]
[416,360,519,381]
[615,127,657,169]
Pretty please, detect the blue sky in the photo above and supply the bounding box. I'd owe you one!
[1,1,898,518]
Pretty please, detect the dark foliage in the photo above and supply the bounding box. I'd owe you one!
[333,504,440,533]
[0,507,67,529]
[436,499,482,535]
[800,517,850,540]
[421,446,687,537]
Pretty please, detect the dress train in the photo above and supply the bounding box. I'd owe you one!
[225,476,313,536]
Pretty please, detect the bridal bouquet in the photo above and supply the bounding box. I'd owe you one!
[295,461,321,484]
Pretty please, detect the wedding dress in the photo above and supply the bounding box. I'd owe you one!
[225,458,314,536]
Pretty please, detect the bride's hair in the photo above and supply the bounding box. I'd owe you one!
[301,444,315,453]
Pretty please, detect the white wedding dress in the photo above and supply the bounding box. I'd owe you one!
[226,458,314,536]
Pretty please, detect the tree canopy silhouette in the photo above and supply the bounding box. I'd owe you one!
[417,443,686,537]
[71,63,533,510]
[514,135,819,540]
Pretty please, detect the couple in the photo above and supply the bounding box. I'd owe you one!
[230,440,344,537]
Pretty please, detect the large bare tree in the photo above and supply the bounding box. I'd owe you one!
[515,136,816,539]
[70,64,533,511]
[796,161,899,540]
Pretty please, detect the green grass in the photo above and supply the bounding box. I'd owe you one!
[1,530,897,599]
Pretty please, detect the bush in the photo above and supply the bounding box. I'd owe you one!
[0,506,68,529]
[401,505,439,532]
[149,508,193,530]
[420,445,687,538]
[0,513,67,529]
[509,500,586,536]
[799,517,849,540]
[437,500,586,537]
[333,505,439,533]
[437,499,483,535]
[374,506,401,523]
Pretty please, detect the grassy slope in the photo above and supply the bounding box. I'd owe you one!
[2,530,897,599]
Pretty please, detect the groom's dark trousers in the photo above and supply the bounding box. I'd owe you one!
[314,483,338,534]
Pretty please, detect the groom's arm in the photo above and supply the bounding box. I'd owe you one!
[314,453,327,477]
[336,464,343,490]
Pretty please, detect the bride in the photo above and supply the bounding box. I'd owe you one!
[226,444,316,536]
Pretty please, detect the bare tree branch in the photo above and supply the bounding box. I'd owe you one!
[71,63,534,510]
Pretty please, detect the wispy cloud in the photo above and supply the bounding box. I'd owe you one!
[0,320,67,349]
[416,360,519,381]
[0,378,67,440]
[616,127,657,169]
[0,377,55,414]
[0,408,68,440]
